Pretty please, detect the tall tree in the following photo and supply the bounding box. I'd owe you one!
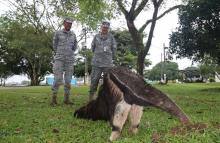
[169,0,220,65]
[183,66,201,81]
[0,17,53,85]
[0,17,24,85]
[112,30,151,69]
[112,30,135,68]
[198,55,217,81]
[148,61,179,80]
[114,0,183,75]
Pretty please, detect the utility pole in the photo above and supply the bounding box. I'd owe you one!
[163,43,168,83]
[82,28,88,85]
[160,53,163,82]
[163,43,166,63]
[161,43,168,83]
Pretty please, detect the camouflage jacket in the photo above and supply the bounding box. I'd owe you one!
[53,29,77,62]
[91,33,117,67]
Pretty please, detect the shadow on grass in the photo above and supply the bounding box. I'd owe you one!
[200,87,220,93]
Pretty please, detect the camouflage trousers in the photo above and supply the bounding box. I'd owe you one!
[89,66,111,95]
[51,60,74,97]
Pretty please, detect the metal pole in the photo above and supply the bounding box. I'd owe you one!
[83,28,89,85]
[163,43,168,83]
[163,43,166,63]
[161,53,163,82]
[163,43,166,82]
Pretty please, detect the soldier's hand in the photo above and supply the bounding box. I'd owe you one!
[53,51,56,57]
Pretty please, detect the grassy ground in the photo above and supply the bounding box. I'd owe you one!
[0,83,220,143]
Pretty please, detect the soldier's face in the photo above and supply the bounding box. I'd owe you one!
[64,21,72,31]
[101,26,109,35]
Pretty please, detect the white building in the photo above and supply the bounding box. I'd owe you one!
[215,72,220,82]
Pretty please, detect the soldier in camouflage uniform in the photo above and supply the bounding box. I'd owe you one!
[89,21,117,101]
[51,17,77,105]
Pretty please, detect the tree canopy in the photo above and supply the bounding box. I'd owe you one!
[112,30,151,69]
[4,0,114,30]
[169,0,220,65]
[148,61,179,81]
[197,55,218,81]
[0,17,53,85]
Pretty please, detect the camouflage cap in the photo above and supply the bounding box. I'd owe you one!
[102,21,110,28]
[64,17,73,23]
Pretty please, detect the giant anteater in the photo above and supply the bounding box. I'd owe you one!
[74,67,190,141]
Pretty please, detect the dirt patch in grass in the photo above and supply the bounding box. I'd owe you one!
[170,122,208,135]
[211,122,220,129]
[151,122,220,143]
[15,127,22,134]
[151,132,165,143]
[52,128,59,133]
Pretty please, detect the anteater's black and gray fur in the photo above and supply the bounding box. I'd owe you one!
[74,67,190,141]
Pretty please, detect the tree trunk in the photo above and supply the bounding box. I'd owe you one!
[116,0,182,76]
[137,52,145,76]
[29,63,40,86]
[126,20,145,75]
[30,72,41,86]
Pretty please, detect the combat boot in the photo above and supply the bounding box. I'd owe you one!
[50,95,58,106]
[64,93,73,105]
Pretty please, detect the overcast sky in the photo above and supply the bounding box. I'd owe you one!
[0,1,196,83]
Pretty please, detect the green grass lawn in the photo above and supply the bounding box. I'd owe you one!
[0,83,220,143]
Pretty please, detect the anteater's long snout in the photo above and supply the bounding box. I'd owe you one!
[142,87,191,124]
